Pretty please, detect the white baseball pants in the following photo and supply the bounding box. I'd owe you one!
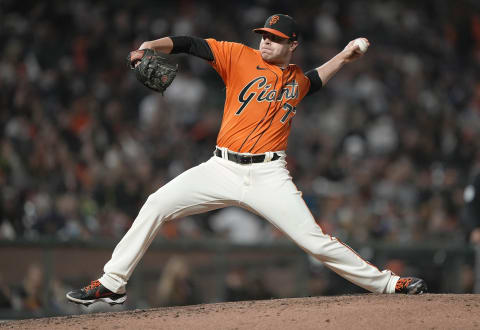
[100,149,399,294]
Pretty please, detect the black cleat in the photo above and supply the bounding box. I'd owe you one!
[66,280,127,306]
[395,277,427,294]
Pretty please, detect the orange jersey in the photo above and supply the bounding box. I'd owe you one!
[206,38,311,153]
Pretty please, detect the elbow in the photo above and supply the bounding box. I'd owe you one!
[317,72,328,87]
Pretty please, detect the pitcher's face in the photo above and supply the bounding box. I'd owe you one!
[259,33,297,65]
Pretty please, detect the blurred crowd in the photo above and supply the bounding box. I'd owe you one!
[1,0,480,246]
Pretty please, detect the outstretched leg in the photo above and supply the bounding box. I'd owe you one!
[67,157,244,305]
[243,161,400,293]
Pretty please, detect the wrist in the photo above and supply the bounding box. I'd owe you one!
[139,41,151,50]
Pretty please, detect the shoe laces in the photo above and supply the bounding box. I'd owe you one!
[84,280,101,291]
[396,278,412,290]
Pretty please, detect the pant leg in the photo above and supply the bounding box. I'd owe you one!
[242,160,399,294]
[100,157,243,293]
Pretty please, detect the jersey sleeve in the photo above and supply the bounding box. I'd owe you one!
[205,38,247,82]
[293,67,313,100]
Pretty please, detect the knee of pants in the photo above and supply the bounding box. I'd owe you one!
[141,191,178,222]
[294,233,334,258]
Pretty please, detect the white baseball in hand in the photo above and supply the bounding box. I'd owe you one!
[353,38,368,53]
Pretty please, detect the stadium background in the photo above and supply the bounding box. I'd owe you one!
[1,0,480,319]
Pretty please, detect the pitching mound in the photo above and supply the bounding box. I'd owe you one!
[2,294,480,330]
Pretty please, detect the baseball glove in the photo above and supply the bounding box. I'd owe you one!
[127,49,178,94]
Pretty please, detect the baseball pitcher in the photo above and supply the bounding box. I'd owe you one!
[67,14,427,306]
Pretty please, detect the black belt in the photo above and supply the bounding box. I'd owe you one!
[215,148,280,164]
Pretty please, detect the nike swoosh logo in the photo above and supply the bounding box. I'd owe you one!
[256,65,266,70]
[95,290,112,299]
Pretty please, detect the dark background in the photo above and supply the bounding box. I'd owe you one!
[1,0,480,319]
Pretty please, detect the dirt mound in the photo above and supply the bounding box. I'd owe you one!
[2,294,480,330]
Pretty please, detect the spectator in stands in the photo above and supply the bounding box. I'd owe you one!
[10,264,44,311]
[461,173,480,244]
[155,256,199,307]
